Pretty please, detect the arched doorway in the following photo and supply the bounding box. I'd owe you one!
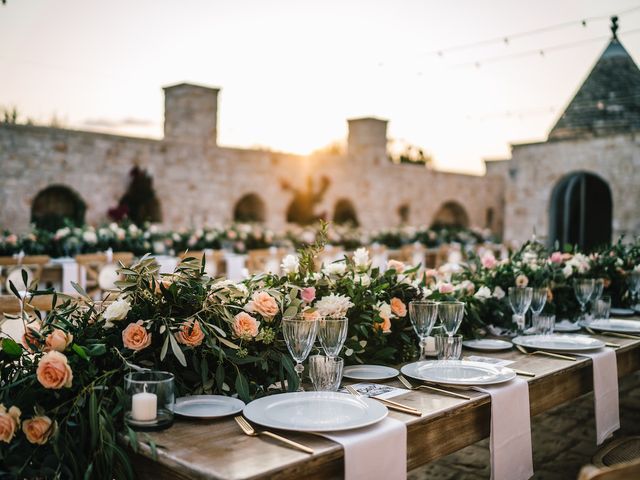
[234,193,266,223]
[31,185,86,231]
[549,171,612,251]
[431,201,470,228]
[333,198,359,226]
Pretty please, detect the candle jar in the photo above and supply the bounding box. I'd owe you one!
[125,371,174,431]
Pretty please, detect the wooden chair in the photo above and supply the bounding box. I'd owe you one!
[0,255,50,293]
[424,248,438,269]
[178,250,226,277]
[246,248,286,275]
[578,459,640,480]
[578,437,640,480]
[0,293,77,342]
[75,252,134,298]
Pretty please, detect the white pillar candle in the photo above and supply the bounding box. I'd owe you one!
[131,390,157,421]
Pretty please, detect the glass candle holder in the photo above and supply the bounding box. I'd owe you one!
[125,371,174,431]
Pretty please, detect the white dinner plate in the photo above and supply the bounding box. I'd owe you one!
[243,392,388,432]
[342,365,399,381]
[554,320,582,332]
[583,318,640,334]
[401,360,516,386]
[174,395,245,419]
[512,334,604,352]
[462,339,512,351]
[610,308,635,317]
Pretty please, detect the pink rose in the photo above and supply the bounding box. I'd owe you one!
[36,351,73,389]
[22,415,54,445]
[390,298,407,317]
[386,260,405,274]
[425,269,438,278]
[301,287,316,303]
[232,312,260,340]
[0,404,21,444]
[175,320,205,347]
[549,252,563,264]
[6,234,17,245]
[438,283,454,294]
[481,253,497,269]
[44,329,73,353]
[122,320,152,351]
[246,291,279,319]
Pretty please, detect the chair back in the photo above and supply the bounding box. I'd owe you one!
[0,255,50,292]
[75,252,134,297]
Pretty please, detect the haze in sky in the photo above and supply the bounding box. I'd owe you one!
[1,0,640,174]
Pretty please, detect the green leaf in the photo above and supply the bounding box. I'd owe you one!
[87,344,107,356]
[215,363,225,391]
[168,333,187,367]
[218,337,240,350]
[283,305,298,318]
[160,335,169,361]
[71,281,91,300]
[235,373,250,402]
[83,463,94,480]
[89,392,98,449]
[1,338,22,357]
[126,426,138,453]
[8,280,20,299]
[72,344,89,360]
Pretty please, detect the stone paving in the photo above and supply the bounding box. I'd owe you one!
[409,372,640,480]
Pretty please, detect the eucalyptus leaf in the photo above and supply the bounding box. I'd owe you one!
[168,333,187,366]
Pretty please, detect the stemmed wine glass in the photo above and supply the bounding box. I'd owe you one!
[317,316,348,358]
[508,287,533,334]
[282,315,318,391]
[628,271,640,308]
[573,279,595,323]
[438,301,465,346]
[530,287,548,328]
[409,301,439,360]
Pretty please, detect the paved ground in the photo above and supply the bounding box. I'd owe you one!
[409,372,640,480]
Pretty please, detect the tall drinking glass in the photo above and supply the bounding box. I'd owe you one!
[282,315,318,391]
[530,287,547,327]
[438,301,465,339]
[318,317,348,358]
[573,279,595,322]
[409,301,439,360]
[629,271,640,307]
[508,287,533,334]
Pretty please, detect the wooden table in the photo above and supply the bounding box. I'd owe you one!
[131,333,640,480]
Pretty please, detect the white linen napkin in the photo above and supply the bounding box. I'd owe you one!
[320,417,406,480]
[577,348,619,444]
[475,378,533,480]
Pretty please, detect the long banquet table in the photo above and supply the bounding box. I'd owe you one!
[130,332,640,480]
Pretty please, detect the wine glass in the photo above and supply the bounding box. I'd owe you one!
[573,279,595,322]
[438,301,465,340]
[317,317,348,358]
[628,271,640,308]
[530,287,548,328]
[408,301,439,360]
[282,315,318,392]
[508,287,533,334]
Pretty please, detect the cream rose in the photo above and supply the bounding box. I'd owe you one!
[245,291,279,319]
[22,415,54,445]
[175,320,205,347]
[386,260,405,274]
[0,404,21,443]
[37,351,73,389]
[122,320,152,351]
[44,329,73,353]
[103,298,131,323]
[232,312,260,340]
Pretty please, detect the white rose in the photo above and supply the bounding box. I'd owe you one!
[377,302,392,319]
[323,262,347,277]
[103,298,131,323]
[422,287,433,299]
[315,294,354,318]
[353,248,370,270]
[634,264,640,273]
[280,254,300,275]
[356,273,371,287]
[492,286,505,300]
[474,286,492,301]
[128,224,139,235]
[82,231,98,244]
[562,265,573,278]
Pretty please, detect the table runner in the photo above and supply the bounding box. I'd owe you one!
[577,348,619,445]
[475,377,533,480]
[320,417,406,480]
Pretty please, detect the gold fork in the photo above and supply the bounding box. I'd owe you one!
[345,385,423,416]
[583,327,621,348]
[515,344,576,361]
[234,416,314,454]
[397,375,472,401]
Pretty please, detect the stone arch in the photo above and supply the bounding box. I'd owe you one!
[549,171,612,251]
[31,185,86,231]
[431,201,470,228]
[233,193,266,223]
[333,198,359,226]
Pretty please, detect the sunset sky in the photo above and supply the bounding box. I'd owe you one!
[2,0,640,174]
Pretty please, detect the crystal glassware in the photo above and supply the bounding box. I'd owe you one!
[317,317,348,358]
[508,287,533,334]
[530,287,548,327]
[125,371,174,431]
[435,333,462,360]
[438,301,465,338]
[594,295,612,320]
[309,355,344,391]
[532,314,555,335]
[573,279,595,322]
[409,300,439,360]
[282,315,318,392]
[629,271,640,307]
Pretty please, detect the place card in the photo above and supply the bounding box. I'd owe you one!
[341,383,411,399]
[465,355,515,367]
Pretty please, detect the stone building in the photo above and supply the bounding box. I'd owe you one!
[488,20,640,249]
[0,84,504,235]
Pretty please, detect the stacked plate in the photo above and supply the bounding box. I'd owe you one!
[583,318,640,334]
[401,360,516,386]
[174,395,246,419]
[512,334,604,352]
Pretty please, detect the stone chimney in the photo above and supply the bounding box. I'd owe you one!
[347,117,388,157]
[163,83,219,145]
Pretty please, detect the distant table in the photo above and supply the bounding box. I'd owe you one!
[131,330,640,480]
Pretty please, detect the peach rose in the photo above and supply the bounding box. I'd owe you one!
[374,315,392,333]
[22,415,54,445]
[0,404,21,443]
[245,291,279,319]
[302,309,321,321]
[425,269,438,278]
[515,274,529,288]
[301,287,316,303]
[22,324,42,352]
[390,297,407,317]
[44,329,73,353]
[37,351,73,389]
[387,260,405,274]
[122,320,152,351]
[232,312,260,340]
[175,320,205,347]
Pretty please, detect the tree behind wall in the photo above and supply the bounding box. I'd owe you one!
[115,167,162,225]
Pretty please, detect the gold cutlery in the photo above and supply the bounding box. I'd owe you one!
[584,327,622,347]
[513,369,536,377]
[345,385,423,416]
[234,416,314,454]
[397,375,472,401]
[601,331,640,340]
[515,344,576,361]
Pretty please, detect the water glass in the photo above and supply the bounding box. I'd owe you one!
[532,315,555,335]
[438,301,465,337]
[318,317,348,358]
[435,333,462,360]
[574,279,595,321]
[592,279,604,302]
[125,371,174,431]
[309,355,344,391]
[508,287,533,333]
[530,287,547,327]
[594,295,612,320]
[629,271,640,306]
[282,315,318,391]
[409,300,439,360]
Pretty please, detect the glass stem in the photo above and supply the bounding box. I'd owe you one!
[419,338,427,360]
[294,362,304,392]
